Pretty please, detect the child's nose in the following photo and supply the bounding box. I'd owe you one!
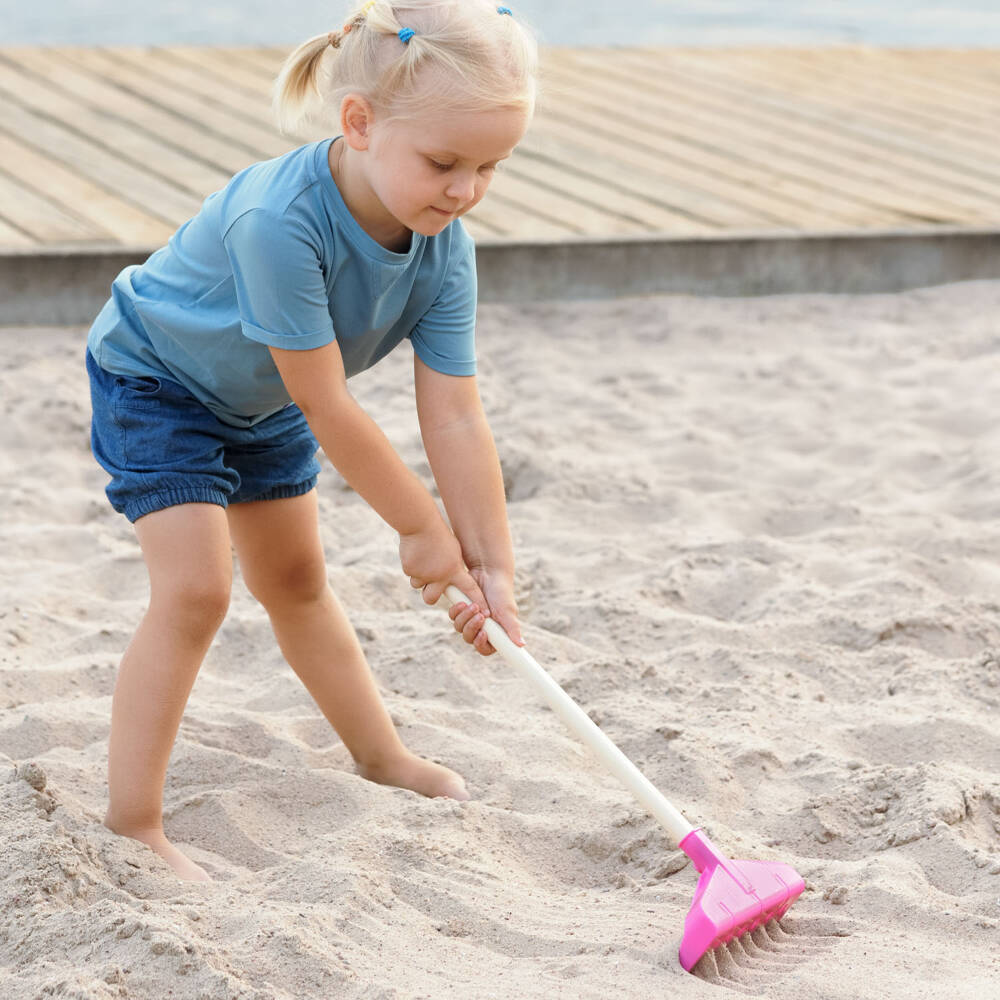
[445,172,477,202]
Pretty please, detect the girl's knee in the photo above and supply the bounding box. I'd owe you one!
[153,576,231,635]
[244,554,328,611]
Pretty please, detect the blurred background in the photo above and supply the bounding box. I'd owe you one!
[2,1,1000,48]
[3,0,999,318]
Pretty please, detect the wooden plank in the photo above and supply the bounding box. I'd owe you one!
[552,49,996,223]
[219,48,287,76]
[542,56,934,225]
[0,170,104,242]
[0,48,270,177]
[860,49,1000,107]
[0,58,232,200]
[458,216,499,240]
[525,111,774,229]
[819,49,1000,121]
[0,94,199,231]
[507,148,714,234]
[745,49,1000,152]
[663,48,1000,189]
[56,46,292,159]
[619,48,1000,205]
[535,77,897,229]
[469,190,582,237]
[732,48,1000,171]
[866,52,1000,117]
[0,130,173,246]
[164,45,285,99]
[486,169,641,235]
[110,47,279,127]
[892,49,1000,98]
[512,113,748,230]
[3,44,1000,251]
[0,216,38,248]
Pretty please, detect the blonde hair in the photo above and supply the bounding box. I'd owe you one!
[272,0,538,136]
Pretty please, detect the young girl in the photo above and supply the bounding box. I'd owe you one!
[86,0,536,882]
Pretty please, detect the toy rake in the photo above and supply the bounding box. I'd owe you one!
[441,586,805,971]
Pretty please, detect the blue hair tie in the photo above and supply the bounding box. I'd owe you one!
[497,6,512,14]
[398,27,415,43]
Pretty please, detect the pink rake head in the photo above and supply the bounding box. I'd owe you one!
[678,828,805,971]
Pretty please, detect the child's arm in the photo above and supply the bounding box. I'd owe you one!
[269,342,489,610]
[413,356,524,654]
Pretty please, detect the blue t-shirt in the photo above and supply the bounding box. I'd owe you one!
[87,138,478,427]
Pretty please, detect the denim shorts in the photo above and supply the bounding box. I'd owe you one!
[87,349,321,522]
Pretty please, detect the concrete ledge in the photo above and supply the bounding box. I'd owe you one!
[473,227,1000,300]
[4,227,1000,326]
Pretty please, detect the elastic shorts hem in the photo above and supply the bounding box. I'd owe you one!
[121,477,319,523]
[234,475,318,506]
[123,488,229,523]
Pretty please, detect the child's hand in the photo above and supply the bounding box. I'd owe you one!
[448,568,523,657]
[399,520,488,611]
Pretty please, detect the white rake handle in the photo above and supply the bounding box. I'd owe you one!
[442,586,695,846]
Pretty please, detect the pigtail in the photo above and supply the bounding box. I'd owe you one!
[271,33,335,136]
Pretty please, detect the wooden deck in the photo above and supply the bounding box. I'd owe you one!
[0,45,999,250]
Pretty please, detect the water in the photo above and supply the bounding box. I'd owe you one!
[2,1,1000,48]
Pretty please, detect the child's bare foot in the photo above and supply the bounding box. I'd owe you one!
[105,816,212,882]
[357,750,471,801]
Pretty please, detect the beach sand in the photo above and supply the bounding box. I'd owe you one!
[1,282,998,999]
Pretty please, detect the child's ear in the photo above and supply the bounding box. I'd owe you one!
[340,94,374,150]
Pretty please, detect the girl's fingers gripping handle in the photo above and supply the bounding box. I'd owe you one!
[442,585,516,658]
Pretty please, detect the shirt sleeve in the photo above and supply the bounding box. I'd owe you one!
[408,225,478,376]
[223,208,336,351]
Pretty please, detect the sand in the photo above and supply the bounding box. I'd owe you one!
[1,282,998,999]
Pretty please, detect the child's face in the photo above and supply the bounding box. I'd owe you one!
[366,106,529,239]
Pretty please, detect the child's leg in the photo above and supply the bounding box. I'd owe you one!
[105,502,233,881]
[225,490,468,800]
